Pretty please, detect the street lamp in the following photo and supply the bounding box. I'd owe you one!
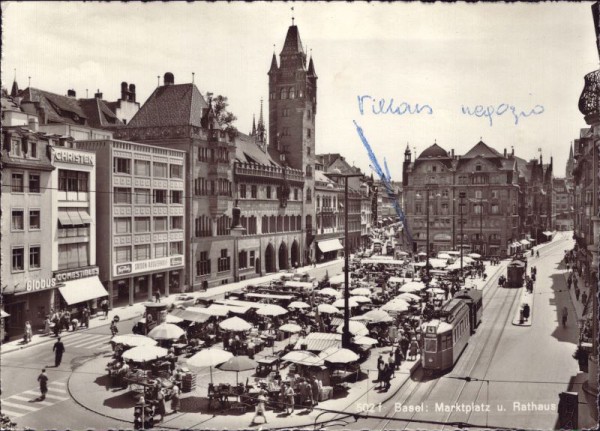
[417,185,438,283]
[459,192,466,280]
[230,200,246,282]
[328,170,362,349]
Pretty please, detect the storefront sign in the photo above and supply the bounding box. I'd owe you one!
[26,278,57,292]
[54,267,99,282]
[54,149,95,166]
[114,255,184,277]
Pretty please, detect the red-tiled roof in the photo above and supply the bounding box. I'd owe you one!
[21,88,87,125]
[128,83,208,128]
[462,140,502,158]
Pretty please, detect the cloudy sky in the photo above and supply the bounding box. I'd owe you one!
[2,1,598,178]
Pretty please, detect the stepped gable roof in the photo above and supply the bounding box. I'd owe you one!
[417,143,449,159]
[462,140,502,158]
[128,83,208,128]
[234,132,280,167]
[79,98,123,128]
[21,87,87,125]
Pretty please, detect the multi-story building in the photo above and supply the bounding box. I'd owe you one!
[76,139,186,308]
[517,155,554,244]
[403,140,521,256]
[314,169,343,262]
[552,177,574,231]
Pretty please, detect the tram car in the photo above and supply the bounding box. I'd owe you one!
[453,289,483,333]
[421,295,480,373]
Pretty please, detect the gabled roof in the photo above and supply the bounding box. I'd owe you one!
[127,83,208,128]
[417,143,449,159]
[79,98,124,129]
[235,132,280,167]
[21,87,87,125]
[463,140,502,158]
[281,25,304,55]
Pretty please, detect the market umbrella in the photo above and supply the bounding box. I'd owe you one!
[319,347,360,364]
[468,253,482,259]
[333,298,359,308]
[219,316,252,332]
[381,300,410,313]
[353,335,378,346]
[437,253,452,260]
[361,309,393,323]
[350,287,371,296]
[202,304,230,317]
[418,252,427,256]
[187,348,234,384]
[218,355,257,385]
[1,310,10,318]
[111,334,158,348]
[256,304,288,317]
[427,287,445,295]
[398,282,426,293]
[336,321,369,336]
[170,307,211,323]
[396,293,421,303]
[282,350,324,366]
[138,314,183,324]
[147,323,185,340]
[350,295,372,304]
[279,323,303,333]
[317,303,342,314]
[289,301,311,309]
[122,345,168,362]
[396,251,409,256]
[316,288,341,297]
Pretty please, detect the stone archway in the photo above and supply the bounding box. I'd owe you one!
[265,244,276,273]
[291,240,300,267]
[278,242,289,271]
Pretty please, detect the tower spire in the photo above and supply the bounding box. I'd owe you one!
[11,68,19,97]
[251,114,256,136]
[291,6,294,25]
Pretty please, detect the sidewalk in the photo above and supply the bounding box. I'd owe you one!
[68,342,421,430]
[0,259,343,355]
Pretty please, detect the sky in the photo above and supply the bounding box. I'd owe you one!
[2,1,598,179]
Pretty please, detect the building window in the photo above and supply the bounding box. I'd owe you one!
[195,216,211,237]
[29,246,41,269]
[12,247,25,271]
[58,170,89,192]
[476,165,482,172]
[114,187,132,204]
[171,190,183,204]
[11,139,22,157]
[114,157,131,174]
[307,145,311,156]
[171,216,183,230]
[216,215,231,236]
[135,217,151,233]
[251,185,257,199]
[416,203,422,214]
[475,190,482,199]
[281,127,290,136]
[306,188,312,202]
[294,188,299,200]
[58,242,89,269]
[306,165,312,178]
[491,204,499,214]
[249,250,256,267]
[442,189,449,198]
[239,184,247,198]
[12,173,24,193]
[12,210,24,231]
[154,242,168,258]
[134,160,151,176]
[170,241,183,255]
[135,188,151,204]
[289,87,296,99]
[153,162,168,178]
[266,186,272,199]
[153,189,168,204]
[154,217,167,231]
[29,174,40,193]
[282,108,289,117]
[218,249,231,272]
[134,244,150,261]
[115,246,131,264]
[239,250,248,269]
[474,204,482,215]
[114,217,132,234]
[170,164,183,179]
[491,190,498,199]
[307,109,311,119]
[29,210,41,229]
[280,88,288,100]
[197,251,210,276]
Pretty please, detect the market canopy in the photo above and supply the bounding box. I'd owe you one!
[279,323,303,333]
[219,316,252,332]
[319,347,359,364]
[350,287,371,296]
[336,321,369,336]
[170,307,211,323]
[294,332,342,352]
[468,253,482,259]
[122,345,168,362]
[111,334,157,348]
[317,303,342,314]
[543,231,554,236]
[256,304,288,317]
[353,335,378,346]
[437,253,452,260]
[58,276,108,305]
[398,281,426,293]
[317,239,344,253]
[284,281,314,291]
[333,298,360,308]
[316,288,341,297]
[1,310,9,318]
[187,348,233,369]
[139,314,183,324]
[350,295,371,303]
[381,300,410,313]
[147,323,185,340]
[396,293,421,303]
[282,350,324,366]
[361,309,393,323]
[289,301,311,309]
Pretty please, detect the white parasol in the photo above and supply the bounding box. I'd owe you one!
[147,323,185,340]
[219,316,253,332]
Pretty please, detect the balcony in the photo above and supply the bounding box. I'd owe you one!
[579,69,600,125]
[234,162,304,184]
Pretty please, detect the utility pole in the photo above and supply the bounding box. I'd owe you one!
[459,192,466,280]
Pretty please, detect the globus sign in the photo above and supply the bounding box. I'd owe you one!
[113,255,184,277]
[26,278,57,292]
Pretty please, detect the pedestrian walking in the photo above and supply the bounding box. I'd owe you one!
[251,389,268,424]
[562,306,568,328]
[376,355,385,387]
[408,338,419,361]
[394,344,404,369]
[581,291,588,305]
[170,384,180,413]
[44,316,51,336]
[285,383,295,414]
[101,299,109,319]
[388,351,395,378]
[24,321,32,343]
[575,288,580,301]
[155,388,166,422]
[155,290,161,303]
[82,306,90,328]
[38,369,48,400]
[383,363,392,391]
[53,337,65,367]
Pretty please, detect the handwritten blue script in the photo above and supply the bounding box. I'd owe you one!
[461,103,544,126]
[357,95,433,116]
[353,120,412,244]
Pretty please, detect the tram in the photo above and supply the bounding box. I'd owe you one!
[453,289,483,333]
[421,297,473,373]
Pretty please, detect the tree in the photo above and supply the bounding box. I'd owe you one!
[209,93,238,137]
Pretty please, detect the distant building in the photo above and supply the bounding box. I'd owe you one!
[552,177,573,231]
[314,169,343,262]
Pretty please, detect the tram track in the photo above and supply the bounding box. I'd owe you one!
[373,265,520,430]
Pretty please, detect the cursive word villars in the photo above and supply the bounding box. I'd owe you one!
[357,95,433,116]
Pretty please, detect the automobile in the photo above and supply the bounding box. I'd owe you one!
[171,294,196,309]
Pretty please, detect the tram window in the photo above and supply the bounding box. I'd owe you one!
[424,338,437,352]
[441,334,452,350]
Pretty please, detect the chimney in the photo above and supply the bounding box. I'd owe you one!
[28,116,39,132]
[121,82,129,101]
[129,83,136,103]
[67,89,76,98]
[164,72,174,86]
[94,89,103,99]
[503,148,507,158]
[451,149,454,158]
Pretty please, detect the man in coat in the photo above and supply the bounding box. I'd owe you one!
[53,337,65,367]
[38,369,48,400]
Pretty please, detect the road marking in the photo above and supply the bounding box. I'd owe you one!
[0,409,26,417]
[72,336,111,349]
[38,393,69,401]
[1,401,38,411]
[50,381,66,386]
[10,395,54,406]
[63,333,107,347]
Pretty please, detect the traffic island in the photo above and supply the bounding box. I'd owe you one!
[512,287,533,326]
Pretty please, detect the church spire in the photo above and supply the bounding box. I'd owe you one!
[11,68,19,98]
[251,114,256,136]
[307,52,317,78]
[256,98,266,145]
[268,50,279,75]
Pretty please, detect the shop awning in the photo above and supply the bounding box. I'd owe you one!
[78,210,93,224]
[58,276,108,305]
[317,239,344,253]
[57,210,74,227]
[543,231,554,236]
[67,210,84,226]
[520,239,530,246]
[1,310,9,318]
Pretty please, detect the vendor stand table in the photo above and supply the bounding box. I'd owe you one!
[255,356,280,376]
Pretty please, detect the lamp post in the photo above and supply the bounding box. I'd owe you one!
[459,192,466,280]
[479,197,484,255]
[231,200,246,282]
[418,185,438,283]
[328,170,362,349]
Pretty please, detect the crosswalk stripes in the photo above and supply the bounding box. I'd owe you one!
[61,332,112,349]
[1,381,69,418]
